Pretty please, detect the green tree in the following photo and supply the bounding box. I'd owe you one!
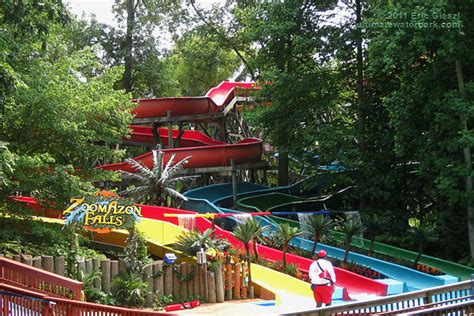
[166,26,241,95]
[275,223,301,269]
[337,219,366,264]
[233,219,262,298]
[362,212,388,256]
[174,228,230,256]
[307,215,334,256]
[407,223,439,267]
[119,150,195,206]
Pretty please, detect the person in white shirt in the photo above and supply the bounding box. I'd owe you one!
[309,250,336,307]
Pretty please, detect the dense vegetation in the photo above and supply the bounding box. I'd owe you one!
[0,0,472,267]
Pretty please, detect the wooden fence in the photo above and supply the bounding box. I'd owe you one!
[1,254,250,306]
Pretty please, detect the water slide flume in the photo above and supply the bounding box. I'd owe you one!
[126,125,225,147]
[132,82,257,118]
[98,138,263,172]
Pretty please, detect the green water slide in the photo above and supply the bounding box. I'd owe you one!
[236,192,474,280]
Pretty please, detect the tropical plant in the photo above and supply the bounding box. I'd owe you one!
[111,271,149,308]
[233,219,263,298]
[306,215,334,255]
[337,219,366,264]
[245,219,268,261]
[120,150,195,206]
[407,223,439,266]
[174,229,230,256]
[124,225,150,275]
[275,223,301,269]
[362,212,389,256]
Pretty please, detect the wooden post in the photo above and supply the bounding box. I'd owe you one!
[231,159,238,208]
[92,257,100,289]
[42,256,54,272]
[225,264,232,300]
[13,254,21,262]
[32,256,42,269]
[199,264,206,300]
[187,264,194,299]
[167,110,173,149]
[111,260,119,281]
[215,263,224,303]
[21,254,32,266]
[54,257,65,276]
[233,263,241,299]
[152,122,161,149]
[100,259,111,294]
[173,264,181,300]
[154,261,164,299]
[144,263,153,307]
[207,271,216,303]
[193,263,200,299]
[164,263,173,296]
[118,258,126,274]
[180,263,188,299]
[77,259,85,279]
[85,258,93,275]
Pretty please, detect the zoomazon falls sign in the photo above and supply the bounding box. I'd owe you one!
[63,192,142,233]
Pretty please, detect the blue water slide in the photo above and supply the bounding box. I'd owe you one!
[183,183,455,293]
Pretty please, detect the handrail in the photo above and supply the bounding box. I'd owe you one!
[280,280,471,315]
[0,282,171,315]
[0,256,83,300]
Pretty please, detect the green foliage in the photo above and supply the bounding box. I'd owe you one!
[275,223,301,269]
[337,219,366,263]
[111,271,149,308]
[174,228,230,256]
[124,226,150,275]
[306,215,335,255]
[120,150,195,206]
[167,25,241,95]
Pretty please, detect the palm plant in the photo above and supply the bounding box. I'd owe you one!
[120,150,195,205]
[337,219,366,264]
[247,219,268,261]
[275,223,301,269]
[362,212,388,256]
[306,215,334,256]
[233,219,263,298]
[174,228,230,256]
[407,223,439,266]
[111,271,149,308]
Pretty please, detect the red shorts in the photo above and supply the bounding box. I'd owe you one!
[313,284,334,304]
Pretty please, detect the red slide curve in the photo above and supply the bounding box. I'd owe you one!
[98,138,263,172]
[126,125,225,147]
[132,82,256,118]
[13,197,388,299]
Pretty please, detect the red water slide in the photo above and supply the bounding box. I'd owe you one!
[126,125,225,147]
[132,82,256,118]
[12,197,388,299]
[98,138,263,172]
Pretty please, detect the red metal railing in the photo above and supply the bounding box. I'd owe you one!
[0,257,82,300]
[0,283,172,315]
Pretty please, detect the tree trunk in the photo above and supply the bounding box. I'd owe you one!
[369,233,375,256]
[343,238,351,263]
[311,237,318,255]
[252,240,259,261]
[245,245,252,286]
[278,151,289,186]
[455,60,474,263]
[123,0,135,93]
[414,245,423,267]
[282,244,288,269]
